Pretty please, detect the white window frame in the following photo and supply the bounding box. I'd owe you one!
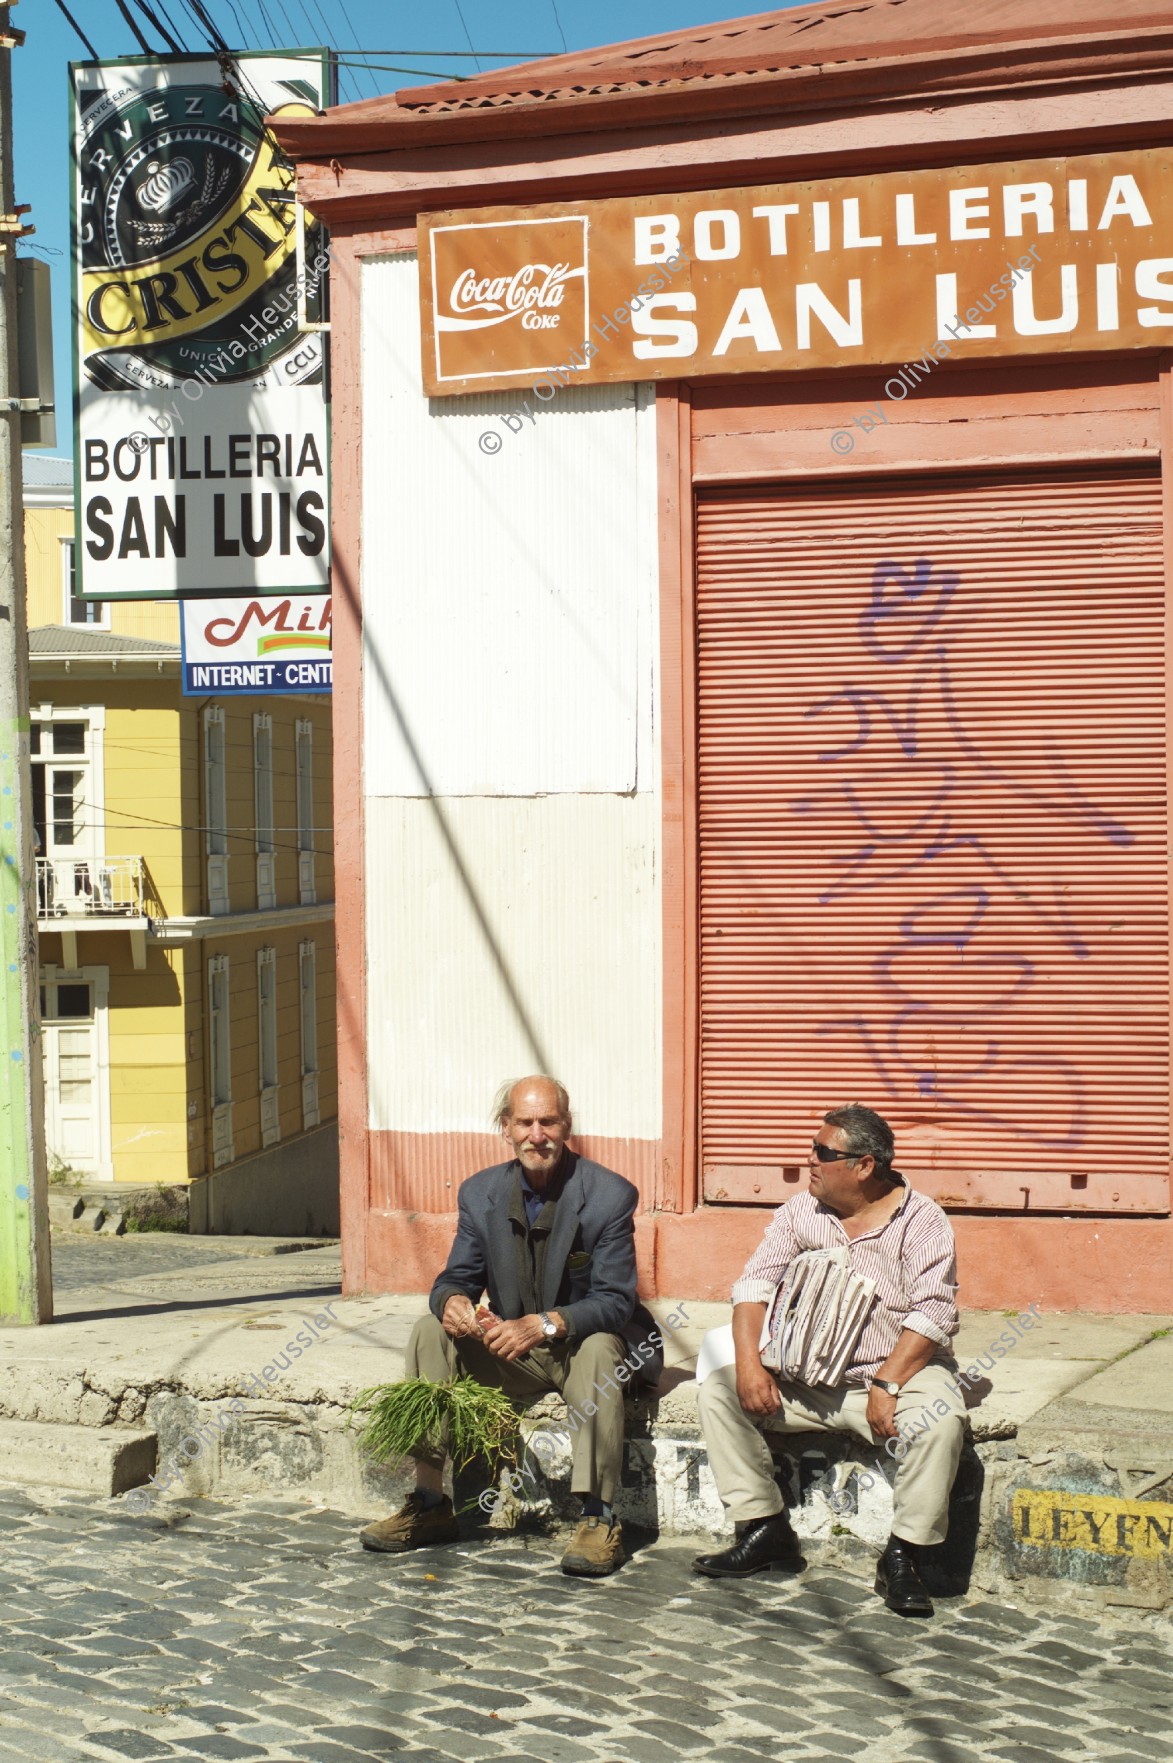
[253,712,276,910]
[208,953,234,1167]
[257,945,280,1147]
[299,938,319,1129]
[295,717,316,905]
[60,537,110,630]
[31,704,107,917]
[203,706,229,916]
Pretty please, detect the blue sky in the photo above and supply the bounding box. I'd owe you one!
[18,0,801,456]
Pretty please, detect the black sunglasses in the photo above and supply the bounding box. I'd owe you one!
[810,1141,861,1164]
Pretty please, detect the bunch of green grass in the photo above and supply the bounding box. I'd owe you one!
[347,1377,521,1476]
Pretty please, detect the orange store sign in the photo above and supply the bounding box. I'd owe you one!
[419,146,1173,396]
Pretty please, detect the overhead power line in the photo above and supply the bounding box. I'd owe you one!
[260,0,295,44]
[273,49,549,81]
[217,0,259,50]
[56,0,554,68]
[451,0,482,74]
[321,47,559,55]
[173,0,221,50]
[129,0,186,54]
[325,57,471,79]
[98,803,335,858]
[164,2,290,126]
[300,0,362,102]
[51,0,99,57]
[333,0,381,100]
[150,0,195,48]
[113,0,156,56]
[252,0,284,43]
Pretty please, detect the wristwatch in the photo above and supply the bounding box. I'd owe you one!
[540,1312,559,1340]
[871,1378,901,1396]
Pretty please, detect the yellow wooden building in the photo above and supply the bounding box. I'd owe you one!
[21,454,338,1234]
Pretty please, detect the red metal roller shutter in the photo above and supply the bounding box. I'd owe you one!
[696,468,1169,1214]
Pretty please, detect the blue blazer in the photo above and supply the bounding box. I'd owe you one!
[429,1150,664,1386]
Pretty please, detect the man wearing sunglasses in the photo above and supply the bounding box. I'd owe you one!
[693,1103,963,1616]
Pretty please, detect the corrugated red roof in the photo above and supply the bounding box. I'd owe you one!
[272,0,1173,160]
[393,0,1173,112]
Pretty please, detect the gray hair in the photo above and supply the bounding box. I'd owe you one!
[492,1075,572,1133]
[823,1103,896,1178]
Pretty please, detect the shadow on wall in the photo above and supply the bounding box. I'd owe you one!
[190,1122,339,1236]
[139,857,166,923]
[331,528,553,1076]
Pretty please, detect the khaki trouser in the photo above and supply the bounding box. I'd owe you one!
[697,1359,965,1547]
[406,1312,628,1505]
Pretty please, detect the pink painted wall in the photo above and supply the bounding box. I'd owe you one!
[300,43,1173,1316]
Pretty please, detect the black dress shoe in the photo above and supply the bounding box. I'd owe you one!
[693,1511,806,1578]
[874,1536,934,1615]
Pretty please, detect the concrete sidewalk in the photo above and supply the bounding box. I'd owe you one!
[2,1233,1173,1609]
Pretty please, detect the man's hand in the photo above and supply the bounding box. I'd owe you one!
[736,1359,782,1417]
[441,1294,482,1340]
[865,1331,939,1441]
[483,1314,546,1361]
[730,1299,780,1417]
[866,1385,899,1440]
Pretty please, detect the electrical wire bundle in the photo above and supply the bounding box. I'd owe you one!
[51,0,565,105]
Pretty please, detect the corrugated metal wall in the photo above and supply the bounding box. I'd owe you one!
[360,256,661,1170]
[696,468,1169,1213]
[365,794,661,1140]
[361,257,656,797]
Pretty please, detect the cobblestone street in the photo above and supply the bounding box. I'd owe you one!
[48,1237,343,1308]
[0,1486,1168,1763]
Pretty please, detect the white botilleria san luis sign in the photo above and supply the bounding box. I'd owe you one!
[71,51,331,600]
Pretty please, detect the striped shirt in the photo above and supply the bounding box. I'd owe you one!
[731,1182,959,1386]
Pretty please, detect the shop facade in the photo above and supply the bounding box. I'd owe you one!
[276,0,1173,1310]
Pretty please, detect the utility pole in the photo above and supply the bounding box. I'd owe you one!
[0,0,52,1324]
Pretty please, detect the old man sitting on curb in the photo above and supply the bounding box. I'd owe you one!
[693,1103,965,1616]
[360,1075,663,1576]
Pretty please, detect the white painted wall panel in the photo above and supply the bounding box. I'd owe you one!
[360,253,658,797]
[366,794,662,1140]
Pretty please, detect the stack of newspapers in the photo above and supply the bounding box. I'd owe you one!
[758,1248,878,1387]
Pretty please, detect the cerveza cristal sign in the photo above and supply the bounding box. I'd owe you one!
[71,52,331,600]
[82,429,327,560]
[80,129,297,357]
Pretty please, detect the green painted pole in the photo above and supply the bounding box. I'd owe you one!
[0,4,51,1324]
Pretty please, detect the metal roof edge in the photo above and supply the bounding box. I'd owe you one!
[271,26,1173,168]
[22,484,74,510]
[29,624,179,654]
[27,661,182,678]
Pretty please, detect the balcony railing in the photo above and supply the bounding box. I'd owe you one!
[37,856,146,919]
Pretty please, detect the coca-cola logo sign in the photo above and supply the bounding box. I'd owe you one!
[428,215,589,382]
[444,262,581,331]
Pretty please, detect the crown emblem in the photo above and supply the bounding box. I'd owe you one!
[137,157,195,214]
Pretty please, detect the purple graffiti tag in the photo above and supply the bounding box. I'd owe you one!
[862,558,958,664]
[794,557,1128,1150]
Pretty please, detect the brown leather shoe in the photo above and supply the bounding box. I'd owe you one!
[561,1515,626,1577]
[359,1491,460,1553]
